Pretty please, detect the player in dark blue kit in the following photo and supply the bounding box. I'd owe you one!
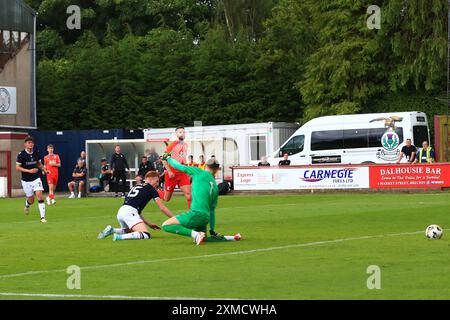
[15,136,47,223]
[97,171,174,241]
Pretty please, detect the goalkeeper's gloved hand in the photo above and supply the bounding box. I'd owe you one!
[161,152,172,161]
[209,230,224,240]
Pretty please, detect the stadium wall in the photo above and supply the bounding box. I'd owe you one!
[0,131,28,196]
[0,37,34,128]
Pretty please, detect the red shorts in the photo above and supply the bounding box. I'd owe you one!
[164,172,191,192]
[47,174,58,186]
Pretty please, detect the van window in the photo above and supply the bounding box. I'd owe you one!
[311,127,405,151]
[279,135,304,156]
[413,126,428,146]
[369,127,403,148]
[343,129,368,149]
[250,135,267,161]
[311,130,344,151]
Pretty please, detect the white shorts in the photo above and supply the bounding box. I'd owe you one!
[117,205,143,230]
[21,178,44,198]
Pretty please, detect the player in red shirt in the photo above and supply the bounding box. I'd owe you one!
[43,144,61,205]
[162,127,192,208]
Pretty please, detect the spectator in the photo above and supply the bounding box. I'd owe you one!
[99,158,112,191]
[154,156,166,188]
[136,156,153,185]
[415,141,435,164]
[187,155,198,167]
[147,147,159,168]
[278,153,291,166]
[258,156,270,166]
[110,145,130,198]
[396,139,417,164]
[198,155,206,170]
[68,159,87,198]
[78,151,86,164]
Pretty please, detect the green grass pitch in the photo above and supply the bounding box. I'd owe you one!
[0,192,449,300]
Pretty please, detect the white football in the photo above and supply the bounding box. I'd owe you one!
[425,224,443,239]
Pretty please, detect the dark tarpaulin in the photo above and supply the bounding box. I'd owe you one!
[0,0,36,33]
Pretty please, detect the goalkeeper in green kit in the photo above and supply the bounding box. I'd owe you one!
[162,154,242,245]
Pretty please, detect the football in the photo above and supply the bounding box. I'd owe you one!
[425,224,443,240]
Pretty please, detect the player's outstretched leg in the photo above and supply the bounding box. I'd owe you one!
[162,215,206,245]
[113,222,151,241]
[205,234,242,242]
[98,225,130,239]
[97,225,114,239]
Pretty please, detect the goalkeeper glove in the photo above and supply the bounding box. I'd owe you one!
[209,230,224,240]
[161,152,172,161]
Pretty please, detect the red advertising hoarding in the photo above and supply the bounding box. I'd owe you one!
[369,164,450,189]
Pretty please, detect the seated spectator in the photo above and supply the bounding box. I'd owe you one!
[396,139,416,164]
[187,155,198,167]
[68,159,87,198]
[278,153,291,166]
[136,156,153,185]
[258,156,271,166]
[415,141,435,164]
[198,155,206,170]
[99,158,112,191]
[78,151,86,164]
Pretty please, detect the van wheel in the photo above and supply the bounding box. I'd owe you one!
[361,161,375,164]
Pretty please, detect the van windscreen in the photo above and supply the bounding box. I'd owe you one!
[279,135,304,156]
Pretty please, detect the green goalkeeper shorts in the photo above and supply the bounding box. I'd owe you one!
[175,210,209,231]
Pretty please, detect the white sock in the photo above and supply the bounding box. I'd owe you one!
[120,231,150,240]
[113,228,126,234]
[38,201,46,219]
[224,236,235,241]
[70,192,75,196]
[191,230,199,240]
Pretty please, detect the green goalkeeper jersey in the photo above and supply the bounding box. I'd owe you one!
[167,157,219,230]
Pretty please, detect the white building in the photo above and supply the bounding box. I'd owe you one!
[144,122,300,178]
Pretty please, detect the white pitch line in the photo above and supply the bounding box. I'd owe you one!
[0,230,424,280]
[0,203,300,226]
[0,292,238,300]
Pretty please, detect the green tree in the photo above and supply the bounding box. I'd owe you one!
[299,0,387,121]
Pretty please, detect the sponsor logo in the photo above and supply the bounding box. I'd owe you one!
[301,168,356,182]
[370,116,403,162]
[0,88,11,112]
[236,172,254,184]
[381,131,399,151]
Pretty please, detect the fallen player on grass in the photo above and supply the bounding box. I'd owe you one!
[161,154,242,245]
[97,171,174,241]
